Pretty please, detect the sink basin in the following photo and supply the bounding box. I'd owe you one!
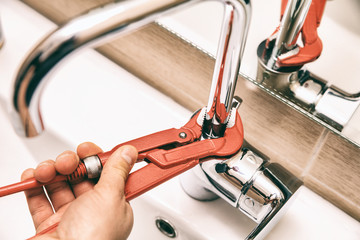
[0,0,359,239]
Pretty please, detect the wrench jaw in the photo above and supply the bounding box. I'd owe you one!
[122,107,244,201]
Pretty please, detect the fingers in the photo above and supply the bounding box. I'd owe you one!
[76,142,103,159]
[55,151,79,175]
[70,142,103,196]
[44,180,75,212]
[34,160,56,183]
[96,145,137,198]
[27,143,103,215]
[35,153,76,212]
[22,168,54,229]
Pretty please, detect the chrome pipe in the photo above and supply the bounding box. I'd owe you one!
[11,0,197,137]
[11,0,251,137]
[266,0,312,69]
[202,0,250,139]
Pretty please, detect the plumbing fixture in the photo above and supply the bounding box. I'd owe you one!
[155,217,177,238]
[180,142,303,240]
[11,0,250,138]
[265,0,324,69]
[6,0,304,239]
[5,0,252,237]
[0,107,244,200]
[257,0,360,131]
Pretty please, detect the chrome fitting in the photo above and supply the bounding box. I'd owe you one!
[180,142,303,239]
[83,155,103,179]
[11,0,250,138]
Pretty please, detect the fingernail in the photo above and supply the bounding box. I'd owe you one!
[56,151,76,162]
[37,161,53,168]
[121,146,137,165]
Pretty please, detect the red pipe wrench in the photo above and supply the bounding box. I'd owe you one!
[2,107,243,239]
[267,0,327,67]
[100,107,244,200]
[0,108,244,201]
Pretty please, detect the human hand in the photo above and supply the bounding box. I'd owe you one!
[21,142,138,240]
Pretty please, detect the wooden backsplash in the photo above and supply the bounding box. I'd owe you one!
[22,0,360,220]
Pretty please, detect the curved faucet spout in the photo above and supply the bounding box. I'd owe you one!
[11,0,251,137]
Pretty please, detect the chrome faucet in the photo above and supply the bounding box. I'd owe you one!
[11,0,250,138]
[257,0,360,131]
[180,141,303,240]
[10,0,303,239]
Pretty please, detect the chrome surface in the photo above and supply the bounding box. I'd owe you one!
[257,40,360,131]
[180,141,303,240]
[155,217,177,238]
[315,86,360,129]
[255,0,360,133]
[83,155,102,179]
[202,1,250,139]
[266,0,311,70]
[11,0,251,137]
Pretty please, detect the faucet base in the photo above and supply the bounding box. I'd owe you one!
[180,141,303,240]
[180,165,219,201]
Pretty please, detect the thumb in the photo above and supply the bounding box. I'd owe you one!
[96,145,138,197]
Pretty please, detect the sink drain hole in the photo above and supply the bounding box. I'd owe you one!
[155,217,177,238]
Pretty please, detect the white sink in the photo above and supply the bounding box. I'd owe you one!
[0,0,359,239]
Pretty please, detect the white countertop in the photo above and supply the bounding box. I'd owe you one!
[0,0,359,239]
